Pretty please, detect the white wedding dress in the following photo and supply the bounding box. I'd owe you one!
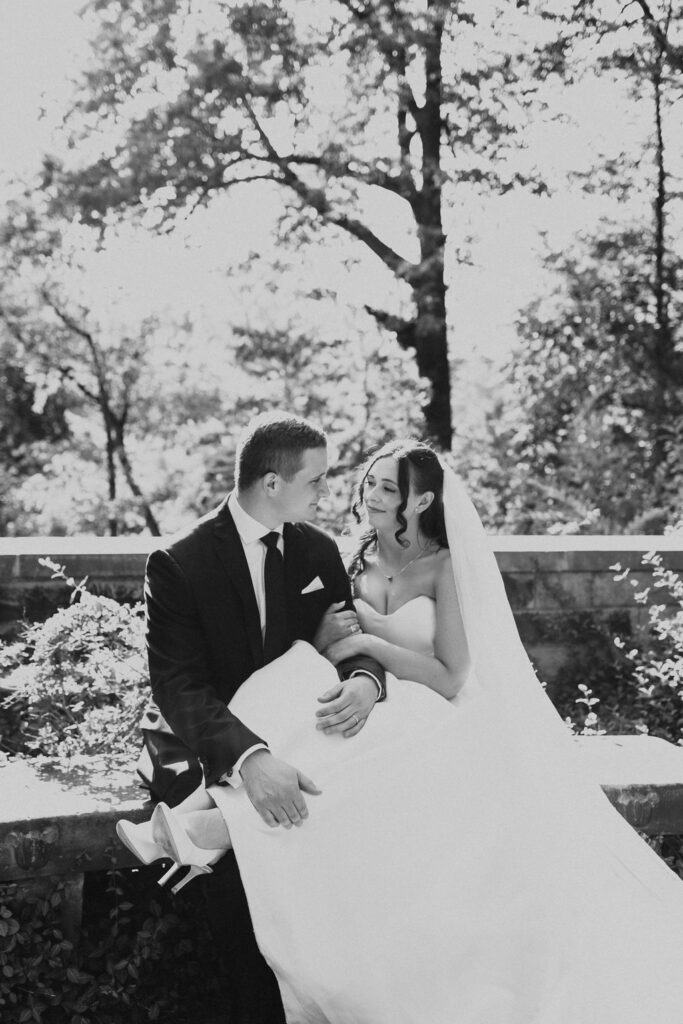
[211,594,683,1023]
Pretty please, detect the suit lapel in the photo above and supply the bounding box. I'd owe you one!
[213,498,263,668]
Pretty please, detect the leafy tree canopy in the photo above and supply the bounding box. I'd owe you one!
[47,0,553,447]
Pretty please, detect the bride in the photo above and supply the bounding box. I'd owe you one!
[119,440,683,1023]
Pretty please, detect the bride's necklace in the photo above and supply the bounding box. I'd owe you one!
[376,543,431,583]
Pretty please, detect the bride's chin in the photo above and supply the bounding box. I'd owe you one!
[369,517,391,534]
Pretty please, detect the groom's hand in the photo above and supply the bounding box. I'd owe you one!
[316,674,378,737]
[240,749,322,829]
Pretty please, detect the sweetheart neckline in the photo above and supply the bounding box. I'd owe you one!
[355,595,436,618]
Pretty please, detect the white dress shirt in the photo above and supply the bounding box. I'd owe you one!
[222,493,283,787]
[221,493,382,787]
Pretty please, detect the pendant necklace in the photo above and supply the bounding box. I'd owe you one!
[377,545,431,583]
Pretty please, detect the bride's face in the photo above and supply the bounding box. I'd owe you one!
[363,456,423,529]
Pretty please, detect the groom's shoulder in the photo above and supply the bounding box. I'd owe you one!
[289,519,339,551]
[158,501,227,561]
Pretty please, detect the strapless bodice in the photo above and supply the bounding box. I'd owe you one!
[355,596,436,657]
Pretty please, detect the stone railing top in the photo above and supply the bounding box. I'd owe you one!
[0,536,164,556]
[492,534,683,552]
[1,535,683,587]
[1,533,682,556]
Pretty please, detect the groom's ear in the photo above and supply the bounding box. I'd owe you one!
[262,471,280,495]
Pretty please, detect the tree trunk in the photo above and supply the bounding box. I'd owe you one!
[103,415,118,537]
[650,44,674,481]
[113,423,161,536]
[410,267,451,449]
[407,0,452,449]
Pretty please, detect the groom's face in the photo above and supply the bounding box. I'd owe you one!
[276,446,330,523]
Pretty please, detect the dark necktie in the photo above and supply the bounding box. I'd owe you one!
[261,531,288,663]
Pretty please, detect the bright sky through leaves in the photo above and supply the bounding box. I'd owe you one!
[0,0,652,366]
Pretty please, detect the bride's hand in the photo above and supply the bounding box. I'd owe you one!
[313,601,361,653]
[323,633,367,665]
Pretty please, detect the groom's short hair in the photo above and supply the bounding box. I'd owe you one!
[235,412,327,491]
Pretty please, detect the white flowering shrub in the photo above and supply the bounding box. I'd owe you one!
[0,559,147,762]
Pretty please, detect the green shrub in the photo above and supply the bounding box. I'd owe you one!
[0,869,227,1024]
[0,559,147,762]
[558,535,683,744]
[0,563,231,1022]
[604,544,683,743]
[564,537,683,877]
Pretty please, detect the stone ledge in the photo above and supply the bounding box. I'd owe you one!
[2,535,683,689]
[0,758,152,880]
[2,736,683,888]
[3,738,683,945]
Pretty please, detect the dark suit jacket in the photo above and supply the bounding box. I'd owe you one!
[145,496,385,787]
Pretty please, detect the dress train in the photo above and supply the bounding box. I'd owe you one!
[210,626,683,1024]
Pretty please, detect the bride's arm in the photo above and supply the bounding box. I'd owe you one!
[327,557,471,700]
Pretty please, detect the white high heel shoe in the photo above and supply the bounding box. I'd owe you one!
[116,805,170,866]
[116,804,224,893]
[150,802,225,894]
[117,806,185,888]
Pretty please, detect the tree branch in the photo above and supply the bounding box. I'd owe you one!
[53,363,100,404]
[334,0,422,119]
[364,304,416,350]
[41,290,118,424]
[240,97,417,276]
[282,153,417,200]
[0,304,99,402]
[634,0,683,72]
[41,291,96,349]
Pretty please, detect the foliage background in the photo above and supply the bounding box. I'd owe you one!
[2,7,683,1019]
[3,539,683,1020]
[1,0,682,539]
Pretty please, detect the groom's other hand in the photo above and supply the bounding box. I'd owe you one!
[240,749,322,828]
[313,601,360,653]
[316,675,378,738]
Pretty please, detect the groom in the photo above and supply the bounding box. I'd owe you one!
[144,411,386,1022]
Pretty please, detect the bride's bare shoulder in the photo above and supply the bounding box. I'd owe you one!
[433,547,452,570]
[418,547,452,597]
[433,548,456,588]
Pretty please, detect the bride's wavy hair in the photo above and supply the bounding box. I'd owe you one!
[347,440,448,580]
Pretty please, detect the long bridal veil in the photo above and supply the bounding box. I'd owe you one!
[211,464,683,1023]
[441,462,683,897]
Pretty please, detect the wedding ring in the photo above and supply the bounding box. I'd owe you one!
[352,714,359,727]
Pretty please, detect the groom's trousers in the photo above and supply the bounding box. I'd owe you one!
[201,850,286,1024]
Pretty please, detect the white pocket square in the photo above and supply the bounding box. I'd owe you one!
[301,576,324,595]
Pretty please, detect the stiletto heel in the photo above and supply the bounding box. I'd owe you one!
[170,863,213,895]
[117,803,223,892]
[151,802,224,892]
[157,862,183,888]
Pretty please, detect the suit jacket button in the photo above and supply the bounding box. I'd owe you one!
[227,768,233,777]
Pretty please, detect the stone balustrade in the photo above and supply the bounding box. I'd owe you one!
[3,535,683,946]
[1,534,682,695]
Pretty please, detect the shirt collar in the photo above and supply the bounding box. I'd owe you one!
[229,492,283,545]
